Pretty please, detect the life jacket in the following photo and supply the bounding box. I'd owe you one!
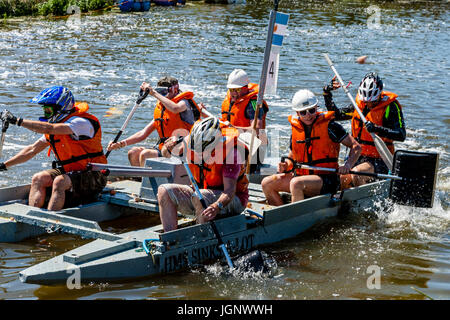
[288,111,340,176]
[153,91,201,150]
[187,126,249,206]
[45,102,106,173]
[352,91,398,158]
[220,83,269,128]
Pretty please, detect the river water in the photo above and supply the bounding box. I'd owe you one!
[0,0,448,300]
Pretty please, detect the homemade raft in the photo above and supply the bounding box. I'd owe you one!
[0,150,438,284]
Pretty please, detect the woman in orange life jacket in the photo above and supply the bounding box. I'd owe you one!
[157,117,249,232]
[323,73,406,188]
[107,76,202,167]
[261,89,361,206]
[0,86,107,211]
[221,69,269,173]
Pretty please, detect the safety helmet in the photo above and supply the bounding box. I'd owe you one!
[227,69,249,89]
[189,117,222,153]
[30,86,75,123]
[357,72,383,102]
[291,89,319,112]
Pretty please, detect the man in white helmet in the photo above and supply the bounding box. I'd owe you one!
[157,117,249,232]
[261,89,361,206]
[220,69,269,173]
[323,72,406,187]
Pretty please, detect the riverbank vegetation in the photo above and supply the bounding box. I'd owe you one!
[0,0,115,17]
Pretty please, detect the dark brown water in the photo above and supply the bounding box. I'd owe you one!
[0,1,448,299]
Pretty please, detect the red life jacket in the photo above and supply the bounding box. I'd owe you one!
[187,126,249,205]
[153,91,200,150]
[289,111,340,175]
[220,83,269,128]
[352,91,398,158]
[45,102,106,173]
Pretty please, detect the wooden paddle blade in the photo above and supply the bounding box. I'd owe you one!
[389,150,439,208]
[372,132,393,171]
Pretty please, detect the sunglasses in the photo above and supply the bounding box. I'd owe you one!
[228,87,243,93]
[299,107,317,116]
[155,86,170,96]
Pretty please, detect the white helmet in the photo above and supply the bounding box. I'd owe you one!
[357,72,383,102]
[291,89,319,112]
[189,117,222,153]
[227,69,249,89]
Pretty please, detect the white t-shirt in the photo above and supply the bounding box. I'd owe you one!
[39,116,95,143]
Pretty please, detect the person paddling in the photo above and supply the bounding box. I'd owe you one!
[221,69,269,173]
[0,86,107,211]
[107,76,202,167]
[157,117,249,232]
[261,89,361,206]
[323,72,406,188]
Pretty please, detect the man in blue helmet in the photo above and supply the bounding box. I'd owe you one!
[0,86,107,211]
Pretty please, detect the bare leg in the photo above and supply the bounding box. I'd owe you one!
[261,173,293,206]
[128,147,144,166]
[29,171,54,208]
[290,175,323,203]
[157,185,179,232]
[47,174,72,211]
[139,148,160,167]
[350,162,375,187]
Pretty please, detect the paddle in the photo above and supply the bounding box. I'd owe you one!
[105,89,149,159]
[177,145,235,269]
[280,156,402,180]
[280,153,438,208]
[323,53,394,171]
[245,0,280,174]
[0,119,9,157]
[171,140,267,273]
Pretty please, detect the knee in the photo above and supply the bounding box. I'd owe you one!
[261,176,272,192]
[128,147,140,158]
[31,172,52,187]
[290,178,305,191]
[52,175,70,191]
[157,186,170,204]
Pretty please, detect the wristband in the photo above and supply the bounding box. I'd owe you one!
[17,118,23,126]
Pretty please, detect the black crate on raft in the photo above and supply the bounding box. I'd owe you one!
[389,150,439,208]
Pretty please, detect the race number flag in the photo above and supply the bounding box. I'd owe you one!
[265,12,289,95]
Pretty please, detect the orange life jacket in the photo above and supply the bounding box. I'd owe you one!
[187,126,249,205]
[289,111,340,175]
[45,102,106,173]
[153,91,200,150]
[352,91,398,158]
[220,83,269,128]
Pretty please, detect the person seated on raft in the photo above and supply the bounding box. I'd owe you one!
[261,89,361,206]
[221,69,269,173]
[107,76,202,167]
[0,86,107,211]
[323,73,406,188]
[157,117,249,232]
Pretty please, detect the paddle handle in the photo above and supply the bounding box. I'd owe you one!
[105,89,149,159]
[0,120,8,157]
[323,53,393,170]
[297,164,402,180]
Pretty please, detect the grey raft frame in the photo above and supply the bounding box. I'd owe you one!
[0,157,391,285]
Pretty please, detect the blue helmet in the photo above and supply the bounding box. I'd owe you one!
[30,86,75,122]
